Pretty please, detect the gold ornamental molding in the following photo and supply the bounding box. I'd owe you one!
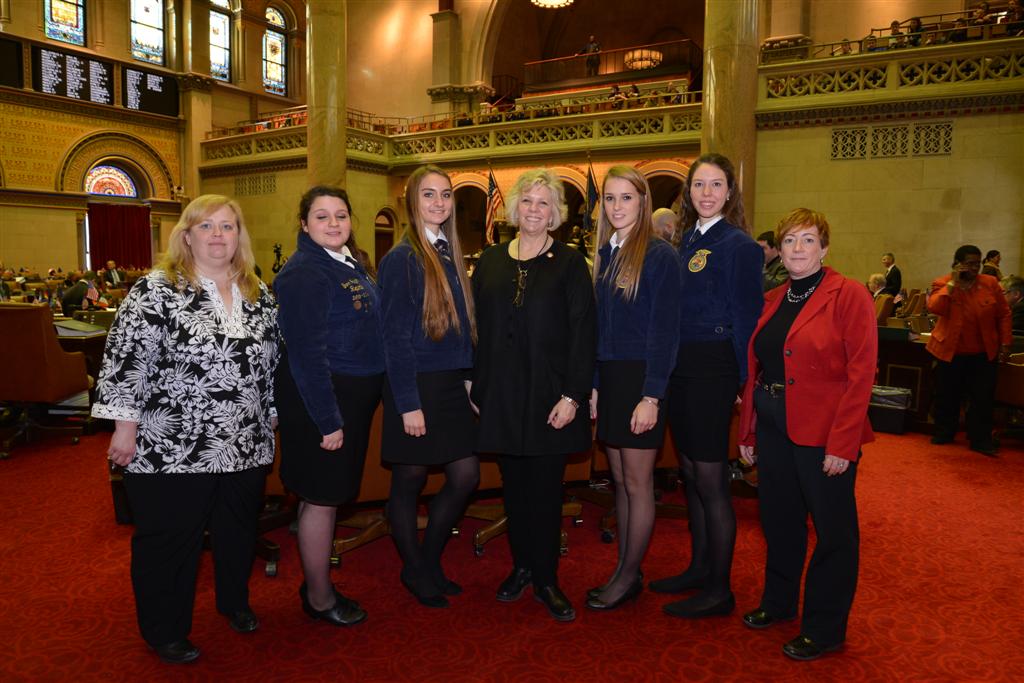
[200,158,307,179]
[0,187,90,210]
[0,88,182,131]
[57,131,176,198]
[756,92,1024,129]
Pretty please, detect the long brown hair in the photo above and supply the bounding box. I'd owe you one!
[402,165,476,343]
[160,194,261,302]
[297,185,370,271]
[593,165,655,302]
[680,153,748,233]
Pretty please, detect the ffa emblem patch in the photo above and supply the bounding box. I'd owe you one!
[688,249,711,272]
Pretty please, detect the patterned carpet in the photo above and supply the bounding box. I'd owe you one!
[0,431,1021,682]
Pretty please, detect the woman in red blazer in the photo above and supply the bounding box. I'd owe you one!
[737,208,877,662]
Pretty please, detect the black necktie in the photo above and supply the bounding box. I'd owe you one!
[435,239,451,261]
[609,245,619,263]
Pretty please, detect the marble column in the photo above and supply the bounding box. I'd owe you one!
[179,74,213,204]
[306,0,347,187]
[702,0,760,225]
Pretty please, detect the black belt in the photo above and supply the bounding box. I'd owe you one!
[758,381,786,398]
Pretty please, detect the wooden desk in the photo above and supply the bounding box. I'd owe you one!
[877,334,935,432]
[57,331,107,379]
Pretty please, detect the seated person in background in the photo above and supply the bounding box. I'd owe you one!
[652,208,681,246]
[0,278,10,301]
[626,85,641,107]
[971,1,993,25]
[61,271,100,316]
[1007,0,1024,36]
[906,17,924,46]
[950,17,969,42]
[888,20,907,48]
[104,259,127,287]
[608,85,626,109]
[1001,276,1024,333]
[867,273,888,298]
[838,39,853,55]
[863,35,885,52]
[756,231,789,291]
[982,250,1002,279]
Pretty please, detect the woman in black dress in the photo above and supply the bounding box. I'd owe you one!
[652,153,764,619]
[587,165,683,611]
[275,186,383,627]
[378,165,478,608]
[471,168,596,622]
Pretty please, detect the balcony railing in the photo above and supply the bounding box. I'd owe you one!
[523,40,701,92]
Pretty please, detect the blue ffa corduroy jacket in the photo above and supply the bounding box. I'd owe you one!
[378,240,474,413]
[274,230,385,434]
[677,218,764,383]
[595,237,683,398]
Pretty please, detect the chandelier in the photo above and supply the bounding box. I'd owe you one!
[624,48,663,70]
[531,0,574,8]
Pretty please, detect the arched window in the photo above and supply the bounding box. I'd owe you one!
[263,7,287,96]
[85,165,138,198]
[44,0,86,46]
[210,0,232,82]
[131,0,165,65]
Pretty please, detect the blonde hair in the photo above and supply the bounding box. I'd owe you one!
[593,165,655,302]
[505,168,568,228]
[402,166,476,343]
[159,194,261,303]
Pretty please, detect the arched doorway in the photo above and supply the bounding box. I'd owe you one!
[648,174,684,214]
[373,208,397,270]
[84,160,154,272]
[454,186,487,256]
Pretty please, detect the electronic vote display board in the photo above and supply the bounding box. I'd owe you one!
[31,45,113,105]
[123,66,179,117]
[0,37,24,89]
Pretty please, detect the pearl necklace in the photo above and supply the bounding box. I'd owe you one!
[785,270,825,303]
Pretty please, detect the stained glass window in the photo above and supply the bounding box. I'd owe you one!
[210,7,231,82]
[85,165,138,197]
[131,0,164,65]
[45,0,86,46]
[263,8,287,96]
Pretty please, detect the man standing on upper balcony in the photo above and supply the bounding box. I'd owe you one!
[577,35,601,77]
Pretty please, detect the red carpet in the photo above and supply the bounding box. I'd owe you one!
[1,431,1022,682]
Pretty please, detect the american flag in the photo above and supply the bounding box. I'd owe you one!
[485,169,504,245]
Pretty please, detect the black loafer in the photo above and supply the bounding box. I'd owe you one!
[433,573,463,596]
[663,592,735,619]
[782,635,842,661]
[648,572,705,594]
[534,585,576,622]
[152,639,200,664]
[587,571,643,600]
[496,568,532,602]
[585,576,643,611]
[742,608,795,630]
[226,608,259,633]
[300,583,368,626]
[970,442,998,457]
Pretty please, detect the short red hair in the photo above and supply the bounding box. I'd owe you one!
[775,208,831,248]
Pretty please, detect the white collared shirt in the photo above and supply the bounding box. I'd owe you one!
[609,231,627,249]
[324,245,358,269]
[694,214,724,235]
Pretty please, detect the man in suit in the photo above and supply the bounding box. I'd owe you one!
[756,231,788,291]
[881,252,901,296]
[1001,275,1024,333]
[103,260,127,288]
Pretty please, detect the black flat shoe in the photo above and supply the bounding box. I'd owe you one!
[400,569,449,609]
[152,639,200,664]
[742,608,795,630]
[496,568,532,602]
[585,577,643,611]
[534,585,576,622]
[930,435,954,445]
[663,592,735,619]
[970,441,998,457]
[587,571,643,600]
[648,571,706,594]
[782,634,843,661]
[300,583,368,626]
[432,571,463,596]
[225,608,259,633]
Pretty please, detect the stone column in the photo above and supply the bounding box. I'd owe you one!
[306,0,347,187]
[702,0,760,224]
[179,74,213,202]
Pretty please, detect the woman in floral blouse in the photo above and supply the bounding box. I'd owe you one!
[92,195,279,665]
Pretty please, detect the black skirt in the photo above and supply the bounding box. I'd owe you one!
[276,361,383,506]
[596,360,667,449]
[668,341,739,462]
[382,369,477,465]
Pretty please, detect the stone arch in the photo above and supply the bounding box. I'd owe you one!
[451,171,488,193]
[57,131,174,199]
[636,158,690,180]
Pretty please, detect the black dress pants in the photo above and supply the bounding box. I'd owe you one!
[754,387,859,646]
[123,468,267,647]
[932,352,998,445]
[498,453,568,588]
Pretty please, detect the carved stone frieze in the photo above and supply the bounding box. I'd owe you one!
[57,132,175,198]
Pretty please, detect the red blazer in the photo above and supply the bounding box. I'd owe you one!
[738,268,876,461]
[925,273,1012,362]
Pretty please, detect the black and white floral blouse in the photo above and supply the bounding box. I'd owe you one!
[92,271,280,474]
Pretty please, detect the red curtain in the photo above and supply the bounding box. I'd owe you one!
[87,203,152,269]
